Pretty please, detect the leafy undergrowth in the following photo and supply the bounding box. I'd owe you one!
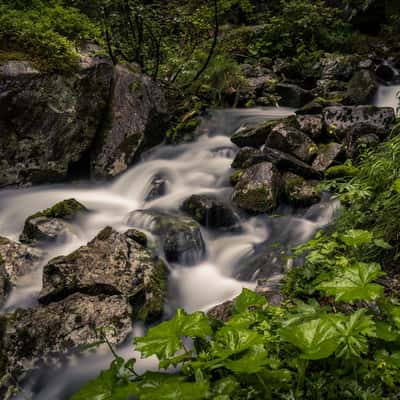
[71,125,400,399]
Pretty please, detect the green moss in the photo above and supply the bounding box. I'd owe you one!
[229,170,244,186]
[125,229,148,247]
[236,186,275,213]
[28,199,87,222]
[325,164,358,179]
[165,111,201,145]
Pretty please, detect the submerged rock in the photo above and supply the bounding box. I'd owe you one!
[39,227,167,322]
[266,122,318,163]
[0,236,43,282]
[232,162,281,213]
[181,194,240,230]
[0,293,132,383]
[144,174,168,202]
[20,199,87,245]
[127,210,206,265]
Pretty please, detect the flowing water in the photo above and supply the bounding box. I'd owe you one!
[0,90,397,398]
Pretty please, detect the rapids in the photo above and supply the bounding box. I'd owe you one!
[0,88,396,398]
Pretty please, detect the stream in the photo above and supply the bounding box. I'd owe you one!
[0,84,398,399]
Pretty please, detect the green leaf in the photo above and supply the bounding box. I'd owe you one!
[375,321,399,342]
[137,381,210,400]
[234,288,267,314]
[334,309,376,358]
[135,309,212,359]
[373,238,392,250]
[340,229,373,247]
[316,262,384,302]
[212,376,240,396]
[280,316,339,360]
[392,178,400,193]
[224,345,273,374]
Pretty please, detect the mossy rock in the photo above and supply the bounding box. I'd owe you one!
[282,172,321,207]
[229,170,244,186]
[325,164,358,179]
[165,111,201,145]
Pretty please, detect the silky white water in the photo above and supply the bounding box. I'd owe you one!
[0,101,386,399]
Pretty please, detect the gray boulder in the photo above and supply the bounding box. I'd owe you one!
[312,143,344,172]
[282,172,321,207]
[39,227,167,322]
[323,106,395,139]
[0,293,131,385]
[0,236,43,282]
[127,210,205,265]
[266,122,318,163]
[181,194,240,230]
[231,120,278,148]
[232,162,281,213]
[20,199,87,245]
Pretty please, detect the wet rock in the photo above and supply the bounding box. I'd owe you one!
[0,236,43,282]
[92,64,168,177]
[39,227,167,322]
[0,258,10,307]
[232,147,266,169]
[207,300,233,322]
[256,277,282,306]
[144,174,168,202]
[0,293,132,380]
[165,111,201,145]
[276,83,313,108]
[231,120,278,148]
[295,102,324,115]
[375,63,395,82]
[344,70,378,105]
[319,54,359,81]
[282,172,321,207]
[296,114,324,140]
[127,210,205,265]
[323,106,395,139]
[261,147,322,179]
[181,194,240,230]
[232,162,281,213]
[20,199,87,245]
[266,122,318,163]
[312,143,344,172]
[0,60,168,187]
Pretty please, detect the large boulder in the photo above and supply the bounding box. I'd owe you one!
[20,199,87,245]
[0,293,132,386]
[312,143,344,172]
[282,172,321,207]
[92,65,167,177]
[0,236,43,282]
[39,227,167,322]
[323,106,395,139]
[266,122,318,163]
[232,162,281,213]
[127,210,206,265]
[181,194,240,230]
[344,70,378,105]
[0,60,168,186]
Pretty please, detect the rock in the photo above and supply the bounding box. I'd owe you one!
[344,70,378,105]
[0,61,39,76]
[127,210,206,265]
[312,143,344,172]
[231,120,278,148]
[323,106,395,139]
[276,83,313,108]
[295,102,324,115]
[0,60,114,186]
[144,174,168,202]
[39,227,167,322]
[181,194,240,230]
[0,258,10,307]
[296,114,324,140]
[232,162,281,213]
[165,111,201,145]
[232,147,321,179]
[0,293,132,382]
[256,278,282,306]
[0,60,168,187]
[282,173,321,207]
[313,79,348,101]
[375,63,395,82]
[319,54,359,81]
[0,236,43,282]
[207,300,233,322]
[325,164,358,179]
[20,199,87,245]
[92,64,168,177]
[266,122,318,163]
